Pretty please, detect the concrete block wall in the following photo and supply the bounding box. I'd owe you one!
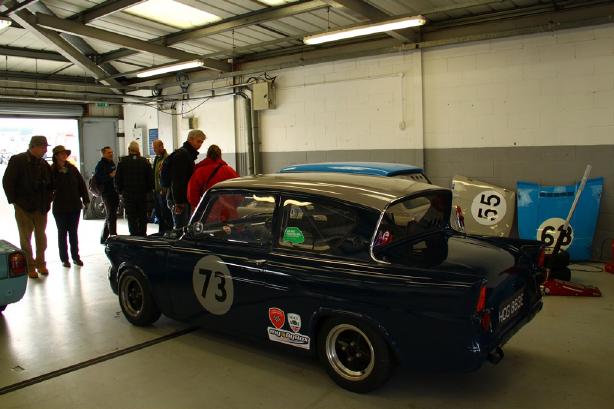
[256,23,614,260]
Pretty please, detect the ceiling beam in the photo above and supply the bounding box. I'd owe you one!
[26,12,230,72]
[0,45,68,62]
[97,0,328,64]
[11,9,126,92]
[69,0,145,24]
[326,0,417,43]
[0,70,151,90]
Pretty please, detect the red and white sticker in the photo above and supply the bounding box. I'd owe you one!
[268,307,285,329]
[288,313,301,333]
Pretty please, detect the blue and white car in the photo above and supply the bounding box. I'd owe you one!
[0,240,28,313]
[279,162,431,184]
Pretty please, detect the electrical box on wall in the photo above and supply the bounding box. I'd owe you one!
[253,81,275,110]
[181,117,199,130]
[130,127,144,141]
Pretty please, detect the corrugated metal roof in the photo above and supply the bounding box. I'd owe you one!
[1,0,611,100]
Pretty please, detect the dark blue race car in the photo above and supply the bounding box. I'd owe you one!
[105,173,543,393]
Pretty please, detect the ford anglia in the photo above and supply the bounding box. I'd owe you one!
[105,173,544,393]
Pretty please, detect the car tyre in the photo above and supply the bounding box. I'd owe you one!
[118,269,161,326]
[318,317,393,393]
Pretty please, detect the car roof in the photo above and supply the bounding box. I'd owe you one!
[213,172,446,212]
[279,162,424,177]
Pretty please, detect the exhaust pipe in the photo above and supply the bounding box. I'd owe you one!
[487,347,504,364]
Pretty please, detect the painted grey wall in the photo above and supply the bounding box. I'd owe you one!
[260,145,613,261]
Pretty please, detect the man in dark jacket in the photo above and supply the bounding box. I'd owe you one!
[168,129,206,229]
[152,139,173,233]
[2,135,53,278]
[115,141,154,236]
[94,146,119,243]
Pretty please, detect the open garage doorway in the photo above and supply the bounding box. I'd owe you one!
[0,117,80,165]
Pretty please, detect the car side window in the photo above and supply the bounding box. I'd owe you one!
[278,197,372,259]
[199,191,276,245]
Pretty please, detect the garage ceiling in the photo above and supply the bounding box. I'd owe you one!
[1,0,613,104]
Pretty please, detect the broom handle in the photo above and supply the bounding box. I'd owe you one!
[550,165,592,262]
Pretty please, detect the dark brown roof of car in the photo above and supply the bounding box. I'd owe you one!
[213,172,446,212]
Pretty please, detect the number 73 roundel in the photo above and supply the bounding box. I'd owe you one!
[192,255,235,315]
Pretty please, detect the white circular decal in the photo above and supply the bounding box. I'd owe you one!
[192,255,234,315]
[537,217,574,253]
[470,190,507,226]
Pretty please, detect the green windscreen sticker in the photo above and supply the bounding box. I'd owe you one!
[283,227,304,244]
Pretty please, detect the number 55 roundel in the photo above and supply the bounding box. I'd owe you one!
[192,255,234,315]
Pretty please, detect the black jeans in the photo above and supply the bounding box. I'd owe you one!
[123,195,148,236]
[53,209,81,262]
[101,193,119,242]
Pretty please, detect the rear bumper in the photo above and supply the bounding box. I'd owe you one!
[468,298,543,368]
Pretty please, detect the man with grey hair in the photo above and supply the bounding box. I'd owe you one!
[2,136,53,278]
[167,129,206,229]
[115,141,153,236]
[152,139,172,233]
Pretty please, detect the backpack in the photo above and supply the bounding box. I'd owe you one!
[88,176,103,197]
[159,149,180,188]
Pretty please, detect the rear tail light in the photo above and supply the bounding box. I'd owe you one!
[9,252,27,277]
[537,247,546,268]
[476,285,491,332]
[476,286,487,313]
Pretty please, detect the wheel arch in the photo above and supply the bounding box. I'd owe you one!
[309,308,401,363]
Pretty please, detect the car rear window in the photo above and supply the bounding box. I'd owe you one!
[374,192,450,248]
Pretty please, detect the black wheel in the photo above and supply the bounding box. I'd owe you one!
[118,269,161,326]
[318,317,394,393]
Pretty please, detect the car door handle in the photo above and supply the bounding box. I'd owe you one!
[253,259,266,266]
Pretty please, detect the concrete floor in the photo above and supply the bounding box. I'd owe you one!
[0,197,613,408]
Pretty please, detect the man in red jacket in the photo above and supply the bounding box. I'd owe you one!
[187,145,239,209]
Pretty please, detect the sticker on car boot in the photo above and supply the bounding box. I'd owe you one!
[192,255,234,315]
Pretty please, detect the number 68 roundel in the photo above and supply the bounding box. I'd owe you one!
[192,255,235,315]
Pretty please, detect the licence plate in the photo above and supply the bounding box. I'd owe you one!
[498,288,524,326]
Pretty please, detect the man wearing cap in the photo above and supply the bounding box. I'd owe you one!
[2,136,53,278]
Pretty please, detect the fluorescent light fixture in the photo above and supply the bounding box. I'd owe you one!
[0,18,12,30]
[125,0,220,29]
[259,0,290,5]
[137,60,204,78]
[303,15,426,45]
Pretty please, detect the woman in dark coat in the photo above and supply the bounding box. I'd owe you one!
[51,145,89,267]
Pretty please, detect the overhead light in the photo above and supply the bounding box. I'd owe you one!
[125,0,220,29]
[303,15,426,45]
[136,60,204,78]
[0,17,12,30]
